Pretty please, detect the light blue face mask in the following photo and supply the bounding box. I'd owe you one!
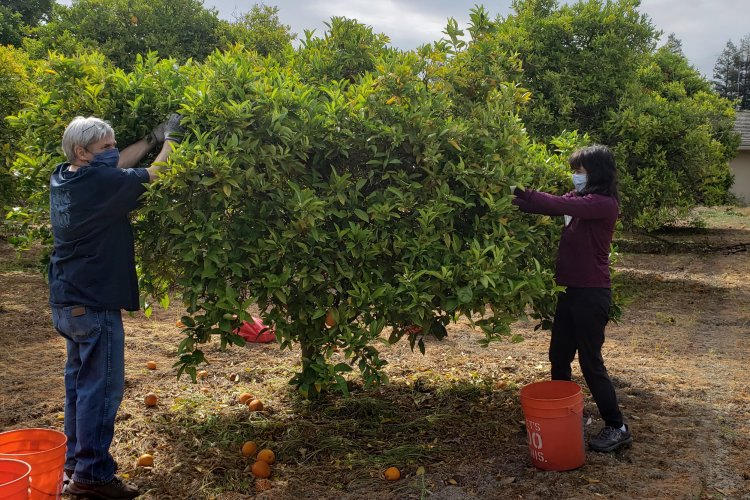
[572,172,587,193]
[89,147,120,168]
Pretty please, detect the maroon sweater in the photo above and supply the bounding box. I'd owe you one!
[512,189,619,288]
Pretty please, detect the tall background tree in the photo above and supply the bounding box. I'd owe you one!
[480,0,737,229]
[607,39,737,228]
[664,33,683,56]
[24,0,222,68]
[490,0,658,142]
[713,35,750,110]
[218,4,295,59]
[0,0,53,45]
[3,0,53,25]
[0,6,24,46]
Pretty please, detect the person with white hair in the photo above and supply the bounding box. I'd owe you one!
[49,113,182,499]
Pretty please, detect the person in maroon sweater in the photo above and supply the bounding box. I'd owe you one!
[512,144,632,453]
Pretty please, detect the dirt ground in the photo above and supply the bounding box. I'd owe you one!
[1,207,749,499]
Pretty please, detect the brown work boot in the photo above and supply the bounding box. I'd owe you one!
[67,476,140,499]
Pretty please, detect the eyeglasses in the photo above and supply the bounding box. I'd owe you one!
[82,123,105,133]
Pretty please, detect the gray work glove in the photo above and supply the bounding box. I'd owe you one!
[149,121,167,143]
[163,113,184,143]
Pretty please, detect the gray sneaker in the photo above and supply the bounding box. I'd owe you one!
[589,424,633,452]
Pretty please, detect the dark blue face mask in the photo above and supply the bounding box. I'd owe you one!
[88,147,120,168]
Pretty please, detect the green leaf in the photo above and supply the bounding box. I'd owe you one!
[334,362,353,373]
[457,286,473,304]
[354,209,369,222]
[335,375,350,397]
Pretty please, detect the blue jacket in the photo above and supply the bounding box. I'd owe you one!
[49,163,150,310]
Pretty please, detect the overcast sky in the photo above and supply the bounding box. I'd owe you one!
[57,0,749,78]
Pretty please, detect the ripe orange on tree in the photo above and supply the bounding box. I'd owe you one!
[256,448,275,465]
[251,460,271,479]
[325,310,336,328]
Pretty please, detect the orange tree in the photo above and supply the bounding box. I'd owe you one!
[9,21,572,397]
[136,25,571,396]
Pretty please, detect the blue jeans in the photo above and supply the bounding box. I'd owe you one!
[51,306,125,485]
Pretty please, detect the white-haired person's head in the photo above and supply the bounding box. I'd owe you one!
[62,116,115,163]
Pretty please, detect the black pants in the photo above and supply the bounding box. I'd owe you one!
[550,287,623,428]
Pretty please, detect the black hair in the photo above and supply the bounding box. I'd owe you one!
[568,144,620,203]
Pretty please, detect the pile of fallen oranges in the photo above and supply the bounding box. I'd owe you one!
[137,361,404,487]
[241,440,276,479]
[238,392,275,482]
[238,392,264,412]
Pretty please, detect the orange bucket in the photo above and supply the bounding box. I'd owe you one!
[0,429,67,499]
[0,458,32,499]
[520,380,585,471]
